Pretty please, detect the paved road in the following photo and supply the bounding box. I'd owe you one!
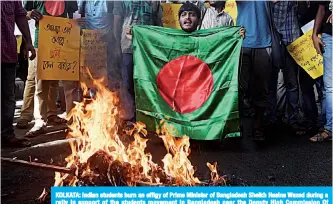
[1,107,332,203]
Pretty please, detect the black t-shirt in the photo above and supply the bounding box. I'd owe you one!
[319,1,332,35]
[298,2,319,28]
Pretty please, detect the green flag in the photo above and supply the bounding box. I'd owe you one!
[132,25,242,140]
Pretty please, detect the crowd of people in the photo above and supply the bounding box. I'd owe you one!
[1,0,332,148]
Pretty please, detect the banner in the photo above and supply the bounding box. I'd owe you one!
[51,187,332,204]
[80,29,108,86]
[133,26,242,140]
[161,3,182,29]
[37,16,80,81]
[287,30,323,79]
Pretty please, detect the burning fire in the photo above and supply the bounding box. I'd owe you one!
[53,77,224,187]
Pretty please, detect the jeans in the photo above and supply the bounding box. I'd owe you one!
[1,63,17,139]
[315,77,326,127]
[267,51,299,124]
[322,33,332,132]
[120,53,135,121]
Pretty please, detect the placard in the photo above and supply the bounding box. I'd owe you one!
[287,30,323,79]
[161,3,182,29]
[80,29,108,86]
[224,0,238,25]
[37,16,80,81]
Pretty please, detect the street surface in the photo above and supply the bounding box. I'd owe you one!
[1,103,332,204]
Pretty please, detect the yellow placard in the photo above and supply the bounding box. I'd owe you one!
[162,3,182,29]
[16,36,22,54]
[80,29,108,87]
[224,0,238,25]
[37,16,80,81]
[287,29,323,79]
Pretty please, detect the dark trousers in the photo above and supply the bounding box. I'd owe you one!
[1,63,17,139]
[120,53,135,121]
[267,51,299,124]
[239,47,271,136]
[299,67,318,127]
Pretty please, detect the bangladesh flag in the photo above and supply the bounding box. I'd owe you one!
[132,25,242,140]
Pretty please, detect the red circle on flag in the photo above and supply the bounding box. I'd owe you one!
[45,0,65,16]
[156,55,214,114]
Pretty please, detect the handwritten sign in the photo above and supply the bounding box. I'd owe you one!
[161,3,182,29]
[38,16,80,81]
[287,29,323,79]
[224,0,238,25]
[80,29,108,86]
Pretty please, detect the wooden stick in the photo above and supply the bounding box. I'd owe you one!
[12,137,80,154]
[1,157,73,174]
[1,157,163,186]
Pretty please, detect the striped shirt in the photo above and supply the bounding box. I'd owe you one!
[200,7,233,30]
[272,1,301,45]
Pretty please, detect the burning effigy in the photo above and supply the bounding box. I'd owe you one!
[51,77,238,188]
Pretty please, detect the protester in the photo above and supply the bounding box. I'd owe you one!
[236,1,272,141]
[310,1,332,142]
[178,2,201,32]
[297,1,325,133]
[78,0,122,93]
[113,1,163,126]
[1,1,36,147]
[200,1,234,29]
[23,1,77,137]
[269,1,306,136]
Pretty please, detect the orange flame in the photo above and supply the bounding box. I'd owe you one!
[54,77,222,186]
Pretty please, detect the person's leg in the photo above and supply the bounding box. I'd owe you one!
[276,69,287,119]
[1,63,17,139]
[315,76,324,102]
[283,52,300,125]
[17,49,38,128]
[239,48,254,138]
[315,77,326,128]
[322,33,332,133]
[299,67,318,129]
[120,53,135,122]
[46,80,67,123]
[266,64,279,124]
[252,47,271,140]
[107,32,122,92]
[27,79,52,137]
[62,80,78,114]
[58,81,66,112]
[1,63,31,147]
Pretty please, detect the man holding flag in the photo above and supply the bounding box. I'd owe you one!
[126,2,244,141]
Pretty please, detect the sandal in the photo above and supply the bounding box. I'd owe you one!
[2,137,31,147]
[47,115,67,125]
[25,126,45,138]
[309,129,332,142]
[16,119,30,129]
